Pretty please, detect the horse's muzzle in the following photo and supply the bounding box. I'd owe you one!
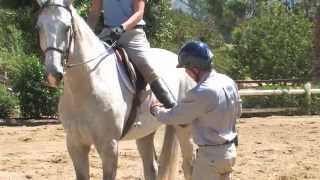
[46,72,63,88]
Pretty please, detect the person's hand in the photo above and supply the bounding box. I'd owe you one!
[110,25,125,41]
[150,100,163,116]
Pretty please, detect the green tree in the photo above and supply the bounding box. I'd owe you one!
[145,0,224,52]
[230,3,313,80]
[170,10,224,51]
[0,0,32,9]
[187,0,249,42]
[312,4,320,80]
[144,0,176,49]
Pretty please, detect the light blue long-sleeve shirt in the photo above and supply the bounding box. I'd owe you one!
[153,70,242,146]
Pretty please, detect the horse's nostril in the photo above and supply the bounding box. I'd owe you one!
[55,72,63,81]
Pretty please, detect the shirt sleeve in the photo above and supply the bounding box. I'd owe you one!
[153,89,211,125]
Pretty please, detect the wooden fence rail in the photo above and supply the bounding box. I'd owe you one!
[238,82,319,114]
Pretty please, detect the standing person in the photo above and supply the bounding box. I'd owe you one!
[150,40,242,180]
[87,0,176,108]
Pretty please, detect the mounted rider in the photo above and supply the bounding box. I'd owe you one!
[87,0,176,108]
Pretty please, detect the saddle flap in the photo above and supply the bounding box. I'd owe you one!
[113,47,149,138]
[115,47,137,90]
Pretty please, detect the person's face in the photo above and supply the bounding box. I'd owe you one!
[185,67,200,82]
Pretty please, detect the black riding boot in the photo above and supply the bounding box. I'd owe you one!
[150,79,177,108]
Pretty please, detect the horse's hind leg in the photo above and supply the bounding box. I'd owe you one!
[66,134,91,180]
[174,126,194,180]
[157,125,179,180]
[136,132,158,180]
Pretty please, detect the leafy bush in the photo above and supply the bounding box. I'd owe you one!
[310,94,320,114]
[214,45,235,74]
[229,3,313,80]
[74,0,91,17]
[8,55,60,118]
[0,84,18,118]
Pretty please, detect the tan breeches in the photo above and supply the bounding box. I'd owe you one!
[98,28,158,83]
[192,144,236,180]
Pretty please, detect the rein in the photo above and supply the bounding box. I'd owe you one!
[66,41,118,69]
[37,2,117,70]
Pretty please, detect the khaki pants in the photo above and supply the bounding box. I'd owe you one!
[98,28,158,83]
[192,144,236,180]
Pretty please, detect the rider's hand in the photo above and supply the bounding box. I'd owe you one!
[110,25,125,41]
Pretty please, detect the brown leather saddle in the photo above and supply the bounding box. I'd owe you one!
[113,46,147,92]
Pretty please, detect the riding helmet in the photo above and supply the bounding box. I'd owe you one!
[177,40,213,70]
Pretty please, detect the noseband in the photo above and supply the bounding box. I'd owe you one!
[37,2,75,68]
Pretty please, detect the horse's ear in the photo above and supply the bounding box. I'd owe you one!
[35,0,47,7]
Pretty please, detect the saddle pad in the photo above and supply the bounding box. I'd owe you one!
[115,53,136,95]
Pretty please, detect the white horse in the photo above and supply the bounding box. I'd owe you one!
[35,0,195,179]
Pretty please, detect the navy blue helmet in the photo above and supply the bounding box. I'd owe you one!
[177,41,213,70]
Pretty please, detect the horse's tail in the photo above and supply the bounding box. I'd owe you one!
[157,125,179,180]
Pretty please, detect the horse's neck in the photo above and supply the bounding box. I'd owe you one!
[64,7,132,106]
[70,6,106,64]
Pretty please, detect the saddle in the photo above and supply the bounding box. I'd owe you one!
[113,46,147,93]
[112,45,148,139]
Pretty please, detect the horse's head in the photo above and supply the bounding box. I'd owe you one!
[35,0,74,87]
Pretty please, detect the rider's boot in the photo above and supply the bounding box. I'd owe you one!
[150,78,177,108]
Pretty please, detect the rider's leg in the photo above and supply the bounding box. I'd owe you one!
[119,28,177,108]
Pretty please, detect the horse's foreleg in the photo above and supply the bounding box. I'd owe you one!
[175,125,194,180]
[95,139,118,180]
[66,134,91,180]
[136,132,158,180]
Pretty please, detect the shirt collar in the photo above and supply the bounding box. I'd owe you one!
[199,70,216,84]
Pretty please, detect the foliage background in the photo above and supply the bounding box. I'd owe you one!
[0,1,60,118]
[229,3,313,80]
[0,0,319,118]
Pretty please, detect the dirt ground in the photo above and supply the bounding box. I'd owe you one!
[0,116,320,180]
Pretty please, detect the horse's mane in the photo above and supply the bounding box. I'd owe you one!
[69,5,106,60]
[70,6,101,44]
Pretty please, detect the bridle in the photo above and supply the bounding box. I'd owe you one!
[36,1,117,70]
[37,2,75,69]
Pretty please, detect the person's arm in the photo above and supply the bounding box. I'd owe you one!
[87,0,102,30]
[152,90,215,125]
[121,0,145,31]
